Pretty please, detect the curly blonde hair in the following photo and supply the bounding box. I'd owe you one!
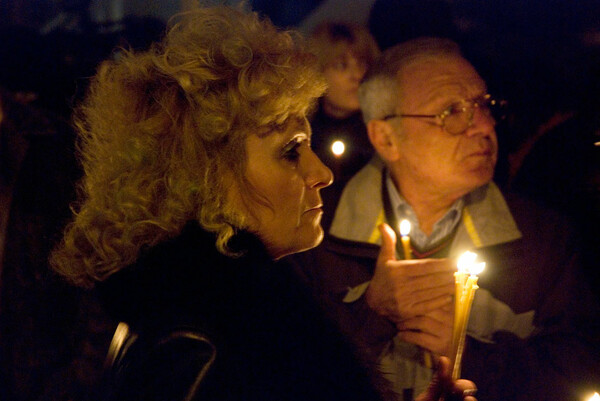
[50,6,326,288]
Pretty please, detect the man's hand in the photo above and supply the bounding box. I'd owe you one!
[396,304,454,356]
[416,356,477,401]
[365,223,455,355]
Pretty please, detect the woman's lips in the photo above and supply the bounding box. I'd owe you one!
[303,205,323,215]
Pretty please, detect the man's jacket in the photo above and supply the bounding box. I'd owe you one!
[291,157,600,401]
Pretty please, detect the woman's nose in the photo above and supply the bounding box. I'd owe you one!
[349,63,366,81]
[305,149,333,189]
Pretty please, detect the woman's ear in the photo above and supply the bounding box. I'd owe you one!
[367,119,401,162]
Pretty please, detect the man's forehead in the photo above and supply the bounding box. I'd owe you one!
[396,55,486,101]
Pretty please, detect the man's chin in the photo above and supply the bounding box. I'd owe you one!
[465,160,495,180]
[454,169,494,196]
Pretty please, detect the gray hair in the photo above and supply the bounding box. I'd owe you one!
[358,37,462,123]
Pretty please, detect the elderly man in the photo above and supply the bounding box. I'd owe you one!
[291,38,599,401]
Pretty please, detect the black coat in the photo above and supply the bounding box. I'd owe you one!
[98,222,384,401]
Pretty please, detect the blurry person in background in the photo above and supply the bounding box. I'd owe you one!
[307,21,380,230]
[49,7,477,401]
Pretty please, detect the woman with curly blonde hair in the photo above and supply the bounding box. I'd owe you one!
[51,6,327,287]
[51,6,477,401]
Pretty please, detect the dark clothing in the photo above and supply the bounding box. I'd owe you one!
[288,159,600,401]
[98,223,384,401]
[508,112,600,299]
[309,104,373,232]
[293,197,600,400]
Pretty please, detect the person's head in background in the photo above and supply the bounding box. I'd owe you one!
[51,6,332,288]
[309,22,379,119]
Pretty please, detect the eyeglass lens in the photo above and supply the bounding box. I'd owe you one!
[443,97,505,135]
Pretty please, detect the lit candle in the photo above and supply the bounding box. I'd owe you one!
[331,140,345,157]
[399,218,430,366]
[588,393,600,401]
[399,219,412,260]
[451,251,485,380]
[329,140,345,179]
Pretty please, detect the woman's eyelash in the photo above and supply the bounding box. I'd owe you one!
[282,138,303,161]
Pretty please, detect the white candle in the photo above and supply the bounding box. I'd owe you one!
[399,219,411,260]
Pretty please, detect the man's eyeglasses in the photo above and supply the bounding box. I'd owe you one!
[381,94,507,135]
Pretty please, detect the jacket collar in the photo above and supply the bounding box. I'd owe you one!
[329,156,522,256]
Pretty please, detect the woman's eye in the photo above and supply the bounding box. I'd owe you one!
[282,139,302,162]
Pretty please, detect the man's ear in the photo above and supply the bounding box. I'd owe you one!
[367,119,400,162]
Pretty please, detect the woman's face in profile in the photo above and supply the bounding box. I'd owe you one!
[238,117,333,260]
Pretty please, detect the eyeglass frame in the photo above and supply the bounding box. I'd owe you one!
[380,94,506,135]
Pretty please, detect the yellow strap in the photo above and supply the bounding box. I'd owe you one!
[462,207,483,248]
[367,210,385,244]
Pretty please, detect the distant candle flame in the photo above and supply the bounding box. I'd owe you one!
[457,251,485,275]
[588,393,600,401]
[399,219,411,236]
[331,140,345,156]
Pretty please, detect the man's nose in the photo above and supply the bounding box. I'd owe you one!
[465,106,495,137]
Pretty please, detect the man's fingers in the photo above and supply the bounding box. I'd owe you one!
[419,356,478,401]
[451,379,478,401]
[404,288,454,312]
[383,293,451,322]
[413,285,454,303]
[397,327,437,351]
[377,223,397,263]
[405,274,455,294]
[386,258,456,277]
[396,314,452,355]
[397,309,452,332]
[437,355,452,378]
[397,327,447,354]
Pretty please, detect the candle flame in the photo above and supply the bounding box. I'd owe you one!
[467,262,485,276]
[457,251,485,275]
[457,251,477,272]
[399,219,411,236]
[588,393,600,401]
[331,140,345,156]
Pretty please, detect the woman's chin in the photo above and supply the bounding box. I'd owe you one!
[270,226,324,260]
